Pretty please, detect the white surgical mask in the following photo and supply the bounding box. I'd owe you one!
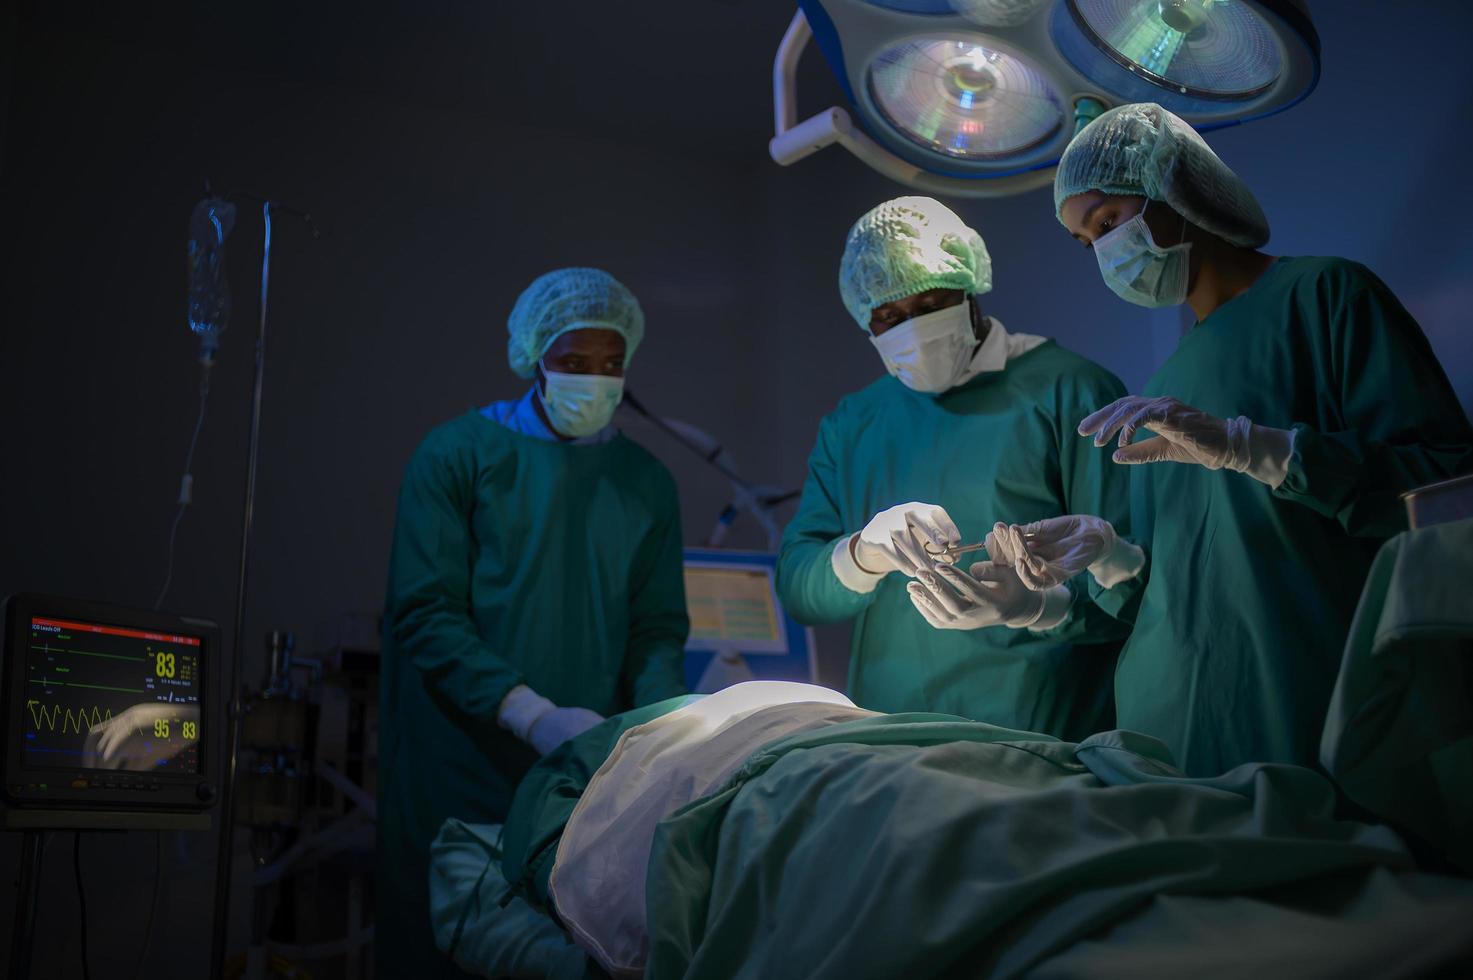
[539,367,624,438]
[1093,200,1191,308]
[869,301,976,394]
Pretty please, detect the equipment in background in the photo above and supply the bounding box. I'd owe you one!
[2,594,221,979]
[188,195,237,364]
[770,0,1319,197]
[180,186,318,980]
[157,195,238,610]
[232,620,378,980]
[1,595,221,826]
[1402,473,1473,530]
[239,632,313,833]
[682,550,817,693]
[620,393,799,550]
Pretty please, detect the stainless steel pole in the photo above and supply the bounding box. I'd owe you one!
[209,200,271,980]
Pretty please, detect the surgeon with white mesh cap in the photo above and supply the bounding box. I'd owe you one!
[954,102,1473,778]
[377,266,689,976]
[777,196,1132,738]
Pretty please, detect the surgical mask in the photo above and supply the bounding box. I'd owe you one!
[1093,200,1191,308]
[869,301,976,394]
[539,367,624,438]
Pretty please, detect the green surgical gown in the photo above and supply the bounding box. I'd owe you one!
[1100,256,1473,776]
[778,341,1130,739]
[375,412,689,977]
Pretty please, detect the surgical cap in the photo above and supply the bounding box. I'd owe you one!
[838,196,993,329]
[1053,103,1269,249]
[506,267,645,378]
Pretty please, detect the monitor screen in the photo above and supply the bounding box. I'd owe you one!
[23,616,203,774]
[683,564,788,653]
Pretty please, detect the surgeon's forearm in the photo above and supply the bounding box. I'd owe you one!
[627,641,690,706]
[1236,423,1296,488]
[776,536,878,624]
[1085,560,1148,627]
[624,579,690,695]
[1020,578,1133,644]
[393,600,525,724]
[831,534,888,593]
[1275,422,1473,538]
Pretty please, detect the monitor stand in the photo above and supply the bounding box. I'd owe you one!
[4,809,211,978]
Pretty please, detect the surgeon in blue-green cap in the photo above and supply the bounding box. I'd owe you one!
[777,196,1132,739]
[935,103,1473,778]
[376,267,690,976]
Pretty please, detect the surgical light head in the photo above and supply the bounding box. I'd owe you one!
[839,196,992,329]
[769,1,1317,199]
[506,267,645,379]
[1053,101,1269,248]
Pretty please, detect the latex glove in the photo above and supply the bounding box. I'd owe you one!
[498,684,605,755]
[986,517,1145,591]
[1078,395,1294,486]
[527,706,605,755]
[907,560,1063,631]
[832,501,960,592]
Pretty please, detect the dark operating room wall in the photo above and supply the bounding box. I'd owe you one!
[3,1,1473,977]
[0,6,786,977]
[0,1,15,173]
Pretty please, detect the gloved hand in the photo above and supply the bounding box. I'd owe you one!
[985,516,1145,591]
[832,501,961,593]
[855,501,961,574]
[1079,395,1252,469]
[906,560,1051,631]
[1078,395,1294,486]
[498,684,605,755]
[527,706,606,755]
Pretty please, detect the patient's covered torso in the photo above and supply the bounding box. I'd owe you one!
[548,681,876,978]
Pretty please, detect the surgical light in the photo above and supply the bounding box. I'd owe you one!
[869,37,1064,160]
[1063,0,1284,101]
[770,0,1318,197]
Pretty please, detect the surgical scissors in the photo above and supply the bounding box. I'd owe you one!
[924,528,1039,564]
[922,540,991,562]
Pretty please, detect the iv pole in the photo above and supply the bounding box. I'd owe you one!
[207,195,316,980]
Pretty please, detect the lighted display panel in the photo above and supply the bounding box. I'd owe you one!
[684,566,786,652]
[23,616,202,775]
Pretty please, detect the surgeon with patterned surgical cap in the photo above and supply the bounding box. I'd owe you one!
[777,196,1132,738]
[927,103,1473,778]
[376,267,690,976]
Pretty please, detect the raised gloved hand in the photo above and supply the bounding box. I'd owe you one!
[1077,395,1294,486]
[498,685,605,755]
[833,501,961,593]
[906,560,1049,631]
[1079,395,1251,469]
[985,516,1145,591]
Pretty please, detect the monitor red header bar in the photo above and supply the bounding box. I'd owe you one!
[31,617,203,647]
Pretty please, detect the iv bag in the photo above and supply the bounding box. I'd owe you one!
[187,197,236,355]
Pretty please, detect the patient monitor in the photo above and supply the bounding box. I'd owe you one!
[682,550,816,693]
[1,593,221,830]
